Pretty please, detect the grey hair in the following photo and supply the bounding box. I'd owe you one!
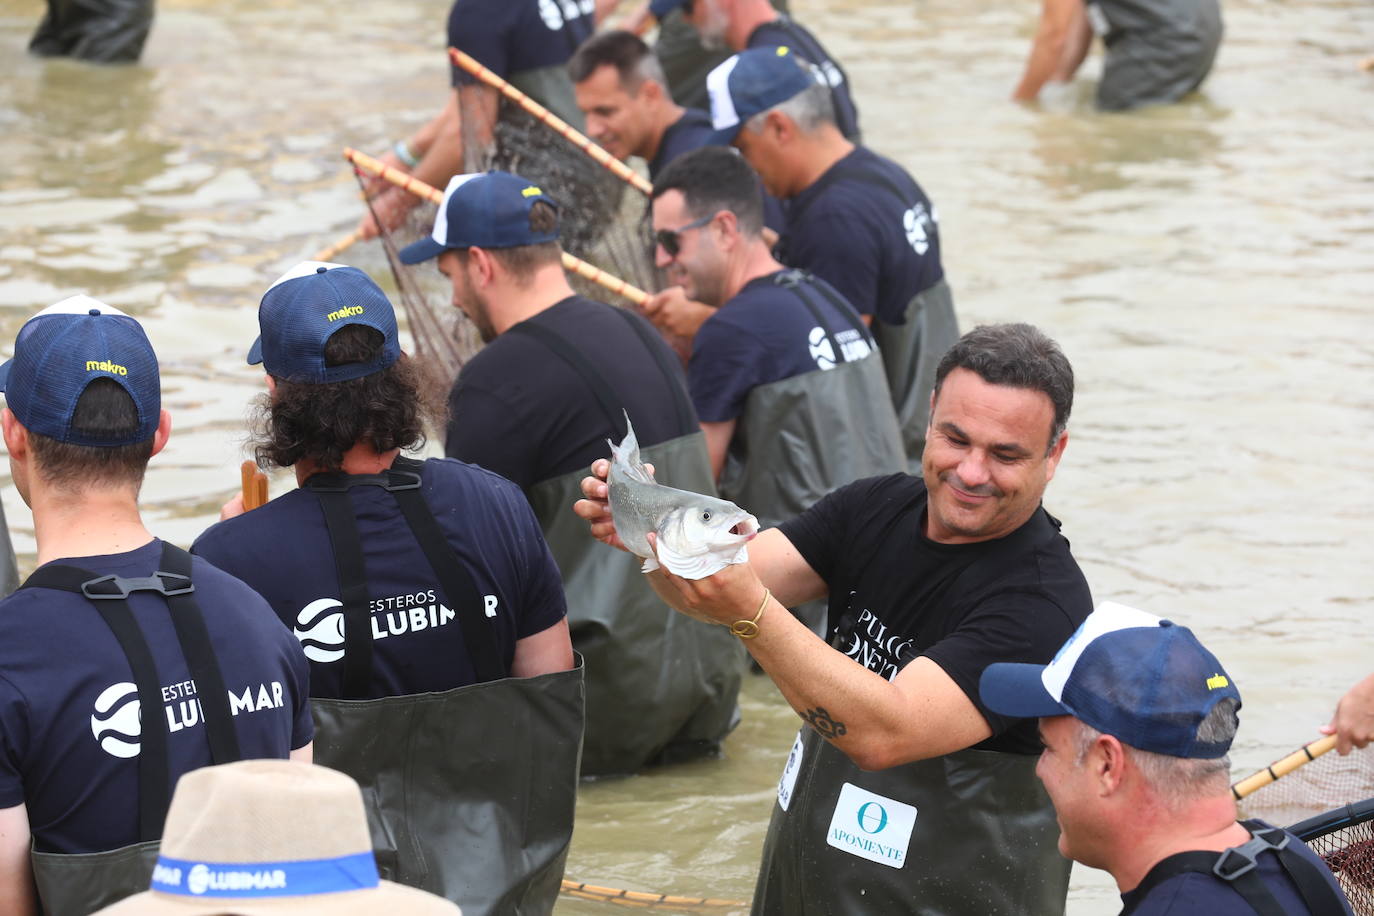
[933,323,1073,454]
[1073,698,1239,810]
[744,79,835,135]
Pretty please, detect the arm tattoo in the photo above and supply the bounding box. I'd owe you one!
[802,707,847,740]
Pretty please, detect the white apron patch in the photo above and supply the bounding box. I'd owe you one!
[825,783,916,869]
[777,730,805,812]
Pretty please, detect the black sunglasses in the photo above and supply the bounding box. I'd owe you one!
[654,213,713,258]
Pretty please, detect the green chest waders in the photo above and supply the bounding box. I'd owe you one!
[513,310,744,776]
[1090,0,1223,111]
[304,459,584,916]
[21,543,243,916]
[718,271,906,635]
[784,166,960,474]
[751,513,1071,916]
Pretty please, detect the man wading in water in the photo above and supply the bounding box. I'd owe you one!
[576,322,1094,914]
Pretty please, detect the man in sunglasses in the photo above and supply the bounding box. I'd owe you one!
[650,146,905,564]
[705,47,959,476]
[399,170,744,780]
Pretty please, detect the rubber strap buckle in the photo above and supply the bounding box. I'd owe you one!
[81,572,195,600]
[1212,829,1288,882]
[384,470,423,492]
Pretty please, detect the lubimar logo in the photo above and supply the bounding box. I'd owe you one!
[85,360,128,374]
[326,306,365,322]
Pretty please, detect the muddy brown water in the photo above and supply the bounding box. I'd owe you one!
[1,0,1371,911]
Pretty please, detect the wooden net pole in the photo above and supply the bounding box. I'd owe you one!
[447,47,653,197]
[343,148,649,307]
[1231,734,1338,801]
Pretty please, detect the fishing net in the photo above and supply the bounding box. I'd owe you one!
[1289,798,1374,914]
[1237,746,1374,913]
[363,84,668,390]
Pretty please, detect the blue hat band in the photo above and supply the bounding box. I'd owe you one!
[150,851,380,899]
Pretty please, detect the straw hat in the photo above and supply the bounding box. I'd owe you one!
[94,760,460,915]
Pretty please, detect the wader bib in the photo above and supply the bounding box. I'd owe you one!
[718,271,905,532]
[21,543,244,916]
[752,512,1071,916]
[513,309,744,776]
[0,500,17,596]
[304,459,583,915]
[1091,0,1222,110]
[783,165,958,474]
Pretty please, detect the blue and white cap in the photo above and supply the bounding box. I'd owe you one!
[247,262,400,384]
[704,45,818,146]
[0,295,160,446]
[398,171,560,264]
[979,602,1243,759]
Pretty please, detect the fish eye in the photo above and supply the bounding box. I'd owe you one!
[701,510,712,522]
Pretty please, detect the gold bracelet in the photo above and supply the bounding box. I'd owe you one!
[730,589,770,639]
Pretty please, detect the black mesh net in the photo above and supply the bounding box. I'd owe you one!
[1238,749,1374,913]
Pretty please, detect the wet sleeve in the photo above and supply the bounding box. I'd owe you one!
[446,381,539,491]
[0,675,29,808]
[448,0,512,86]
[920,589,1080,736]
[687,319,772,423]
[786,207,881,318]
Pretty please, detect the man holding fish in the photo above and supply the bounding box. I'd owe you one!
[576,322,1094,914]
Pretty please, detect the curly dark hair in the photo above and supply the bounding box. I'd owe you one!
[252,324,446,471]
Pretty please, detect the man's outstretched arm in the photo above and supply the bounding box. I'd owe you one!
[1013,0,1087,101]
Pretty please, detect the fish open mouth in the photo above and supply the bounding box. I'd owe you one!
[729,515,760,543]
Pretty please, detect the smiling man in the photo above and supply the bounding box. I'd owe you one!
[575,321,1094,914]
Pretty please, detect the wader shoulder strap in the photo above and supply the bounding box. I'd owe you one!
[19,544,242,841]
[785,155,916,235]
[1122,822,1347,916]
[509,309,697,437]
[509,320,624,434]
[773,270,848,366]
[306,462,502,690]
[310,487,376,698]
[797,273,878,346]
[387,457,502,684]
[611,306,696,432]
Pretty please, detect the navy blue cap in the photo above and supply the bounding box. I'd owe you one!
[704,45,818,145]
[0,296,160,446]
[248,262,400,384]
[398,171,560,264]
[979,602,1243,759]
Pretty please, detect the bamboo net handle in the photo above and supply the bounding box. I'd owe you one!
[560,877,747,909]
[448,47,653,196]
[240,460,268,511]
[313,230,360,263]
[1231,734,1338,801]
[343,148,649,306]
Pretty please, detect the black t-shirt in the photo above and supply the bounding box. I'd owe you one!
[747,16,860,142]
[448,0,593,87]
[192,458,566,699]
[780,145,944,325]
[0,539,312,854]
[446,296,699,489]
[689,271,874,423]
[778,474,1092,754]
[1120,826,1354,915]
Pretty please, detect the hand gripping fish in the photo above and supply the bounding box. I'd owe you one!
[607,415,759,579]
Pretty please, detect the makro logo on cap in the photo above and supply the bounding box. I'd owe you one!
[326,305,365,322]
[85,359,128,375]
[521,185,544,198]
[1207,673,1230,690]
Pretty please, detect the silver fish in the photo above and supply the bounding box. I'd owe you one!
[607,414,759,579]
